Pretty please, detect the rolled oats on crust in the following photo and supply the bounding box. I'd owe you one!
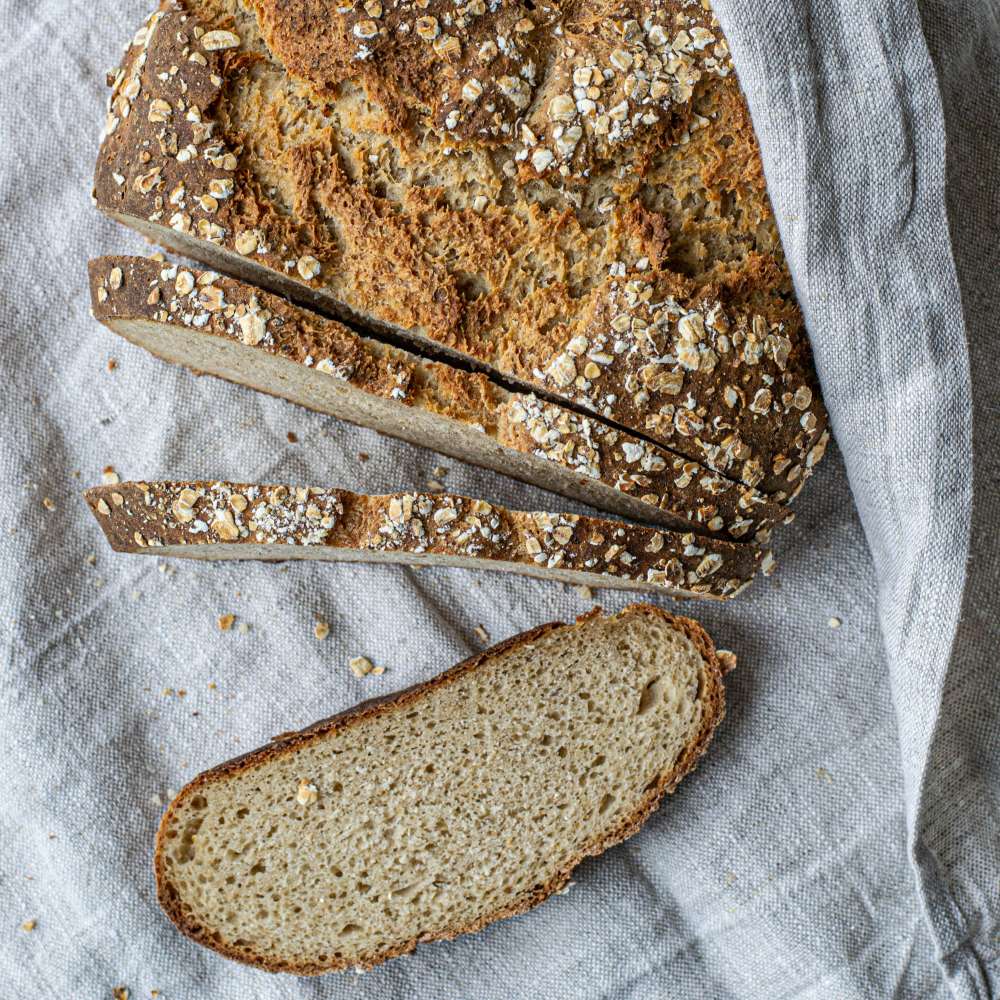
[93,0,829,501]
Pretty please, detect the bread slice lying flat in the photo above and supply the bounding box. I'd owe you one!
[89,256,787,542]
[155,605,727,973]
[84,481,766,599]
[94,1,830,500]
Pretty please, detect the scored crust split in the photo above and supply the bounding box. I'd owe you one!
[84,480,768,599]
[89,255,790,541]
[93,0,830,501]
[154,604,726,973]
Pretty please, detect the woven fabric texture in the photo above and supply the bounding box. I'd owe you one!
[0,0,995,997]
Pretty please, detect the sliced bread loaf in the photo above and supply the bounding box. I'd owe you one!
[93,0,829,499]
[84,481,767,598]
[89,255,787,541]
[155,604,726,973]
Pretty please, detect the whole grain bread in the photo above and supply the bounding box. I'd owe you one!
[90,254,788,541]
[93,0,829,500]
[84,480,768,598]
[155,604,726,973]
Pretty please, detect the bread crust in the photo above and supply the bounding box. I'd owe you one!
[153,604,726,974]
[92,0,830,500]
[83,480,765,598]
[89,254,788,541]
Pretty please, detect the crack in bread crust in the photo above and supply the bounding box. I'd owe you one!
[153,604,726,974]
[93,0,829,500]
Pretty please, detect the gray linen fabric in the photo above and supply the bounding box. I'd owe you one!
[0,0,994,997]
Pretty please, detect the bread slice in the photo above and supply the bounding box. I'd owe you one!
[84,481,766,598]
[89,255,788,542]
[93,0,829,499]
[154,604,726,973]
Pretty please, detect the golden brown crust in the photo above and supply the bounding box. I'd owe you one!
[89,254,789,541]
[154,603,725,974]
[92,0,830,500]
[83,480,764,598]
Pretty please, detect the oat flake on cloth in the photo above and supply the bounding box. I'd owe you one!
[0,0,996,997]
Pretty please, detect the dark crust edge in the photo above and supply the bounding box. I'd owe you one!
[153,604,725,975]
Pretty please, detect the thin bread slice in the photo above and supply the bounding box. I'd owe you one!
[154,604,726,973]
[84,481,766,599]
[89,255,787,542]
[93,0,830,499]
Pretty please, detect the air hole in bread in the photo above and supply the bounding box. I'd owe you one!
[391,883,423,902]
[637,678,663,716]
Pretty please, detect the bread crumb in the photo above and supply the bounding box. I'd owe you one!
[237,622,251,635]
[287,431,298,444]
[314,621,330,640]
[371,665,385,675]
[716,650,737,674]
[217,614,236,632]
[474,624,490,643]
[21,919,36,932]
[102,466,120,485]
[828,617,842,629]
[426,479,444,491]
[208,681,217,690]
[41,497,56,511]
[296,780,319,805]
[85,553,97,566]
[350,655,374,677]
[107,358,118,372]
[816,767,833,784]
[573,584,594,601]
[358,452,370,463]
[761,551,777,576]
[112,988,129,1000]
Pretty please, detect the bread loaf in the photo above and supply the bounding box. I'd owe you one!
[89,255,788,541]
[155,604,726,973]
[84,480,767,598]
[93,0,829,500]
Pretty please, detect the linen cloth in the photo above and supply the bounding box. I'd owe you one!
[0,1,995,998]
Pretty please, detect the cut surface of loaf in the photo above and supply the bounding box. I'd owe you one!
[155,605,726,973]
[89,255,787,541]
[84,481,766,598]
[94,0,829,499]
